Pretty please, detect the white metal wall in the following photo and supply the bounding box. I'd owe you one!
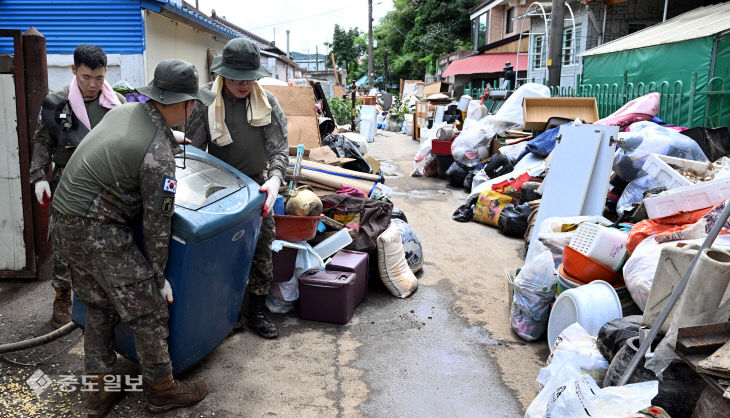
[0,73,26,270]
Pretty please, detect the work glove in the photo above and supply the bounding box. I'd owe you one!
[160,279,174,304]
[259,177,281,217]
[171,130,191,145]
[34,180,51,206]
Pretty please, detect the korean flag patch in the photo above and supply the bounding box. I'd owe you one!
[163,177,177,194]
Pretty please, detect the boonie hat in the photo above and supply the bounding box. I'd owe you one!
[211,38,272,81]
[137,59,216,105]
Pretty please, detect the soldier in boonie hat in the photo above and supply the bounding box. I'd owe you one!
[51,58,213,415]
[182,38,288,339]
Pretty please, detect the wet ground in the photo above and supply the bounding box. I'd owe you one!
[0,130,546,417]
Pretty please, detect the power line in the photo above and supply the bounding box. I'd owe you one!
[250,6,350,30]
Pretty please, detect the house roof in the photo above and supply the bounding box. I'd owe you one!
[582,2,730,57]
[147,1,241,40]
[441,52,526,77]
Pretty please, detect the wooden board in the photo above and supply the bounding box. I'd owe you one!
[526,125,603,259]
[522,97,599,130]
[333,85,344,98]
[698,340,730,378]
[265,85,321,149]
[0,74,26,270]
[582,125,618,215]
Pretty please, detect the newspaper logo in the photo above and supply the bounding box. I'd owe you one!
[27,369,52,396]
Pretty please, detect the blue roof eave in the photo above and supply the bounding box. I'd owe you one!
[142,0,241,40]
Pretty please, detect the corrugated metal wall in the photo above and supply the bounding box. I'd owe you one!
[0,0,148,54]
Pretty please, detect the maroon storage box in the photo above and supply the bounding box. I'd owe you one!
[431,139,453,155]
[325,250,368,305]
[298,270,361,324]
[272,248,297,283]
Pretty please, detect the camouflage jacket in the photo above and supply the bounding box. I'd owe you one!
[29,85,126,187]
[52,102,179,285]
[181,83,288,184]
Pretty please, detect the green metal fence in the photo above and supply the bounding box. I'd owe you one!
[463,72,730,128]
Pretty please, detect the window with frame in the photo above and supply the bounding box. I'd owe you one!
[532,35,545,69]
[506,8,514,34]
[562,25,582,66]
[479,12,489,47]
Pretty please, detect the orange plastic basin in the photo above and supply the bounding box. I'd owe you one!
[274,215,320,241]
[562,245,622,285]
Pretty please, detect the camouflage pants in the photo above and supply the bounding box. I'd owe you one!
[247,173,276,296]
[51,247,71,289]
[52,213,172,384]
[50,171,71,290]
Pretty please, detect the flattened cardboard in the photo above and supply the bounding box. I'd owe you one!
[522,97,599,130]
[265,85,321,149]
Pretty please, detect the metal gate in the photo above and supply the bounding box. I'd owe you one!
[0,29,35,279]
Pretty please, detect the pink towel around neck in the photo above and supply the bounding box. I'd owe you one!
[68,76,122,129]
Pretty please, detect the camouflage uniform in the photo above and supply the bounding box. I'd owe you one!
[29,86,126,290]
[52,102,178,383]
[184,86,288,296]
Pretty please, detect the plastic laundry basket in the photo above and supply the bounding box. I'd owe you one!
[547,280,622,350]
[568,223,628,271]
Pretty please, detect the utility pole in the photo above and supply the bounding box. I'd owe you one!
[286,29,290,82]
[368,0,374,90]
[547,0,565,87]
[384,49,389,93]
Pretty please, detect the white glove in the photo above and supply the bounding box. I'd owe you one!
[171,130,191,144]
[34,180,51,205]
[259,177,281,217]
[160,280,174,304]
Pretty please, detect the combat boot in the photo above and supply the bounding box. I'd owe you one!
[52,287,72,329]
[147,373,208,414]
[244,294,279,339]
[86,374,124,417]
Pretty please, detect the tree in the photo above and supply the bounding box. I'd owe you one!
[372,0,478,82]
[325,24,364,83]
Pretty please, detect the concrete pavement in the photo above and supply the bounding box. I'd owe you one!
[0,130,546,417]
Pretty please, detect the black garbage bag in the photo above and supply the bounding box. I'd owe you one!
[452,204,474,222]
[497,203,531,237]
[445,161,470,188]
[484,154,514,179]
[520,181,542,203]
[391,207,408,223]
[604,336,706,417]
[321,133,372,174]
[681,126,730,162]
[596,315,642,363]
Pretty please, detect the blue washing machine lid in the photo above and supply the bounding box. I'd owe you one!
[171,146,265,243]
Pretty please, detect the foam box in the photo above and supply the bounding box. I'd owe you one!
[642,153,713,190]
[644,176,730,219]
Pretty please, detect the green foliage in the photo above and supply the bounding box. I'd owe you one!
[326,24,364,83]
[328,96,361,126]
[112,85,135,95]
[373,0,479,81]
[388,97,411,123]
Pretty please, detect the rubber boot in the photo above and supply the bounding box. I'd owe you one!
[244,294,279,339]
[147,373,208,414]
[52,287,72,329]
[86,374,124,417]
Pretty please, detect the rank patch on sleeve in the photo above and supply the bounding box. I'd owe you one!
[161,196,175,215]
[163,177,177,193]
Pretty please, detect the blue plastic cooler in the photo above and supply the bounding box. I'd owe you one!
[72,146,265,374]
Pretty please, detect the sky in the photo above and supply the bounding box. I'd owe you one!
[196,0,394,56]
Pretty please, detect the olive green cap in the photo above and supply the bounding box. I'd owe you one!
[211,38,272,81]
[137,59,216,105]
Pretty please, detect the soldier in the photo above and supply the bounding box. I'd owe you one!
[52,59,215,416]
[29,44,126,328]
[183,38,288,339]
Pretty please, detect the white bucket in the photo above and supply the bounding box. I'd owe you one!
[547,280,622,350]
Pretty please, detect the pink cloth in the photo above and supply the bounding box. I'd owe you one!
[336,185,368,198]
[595,92,661,128]
[68,76,122,129]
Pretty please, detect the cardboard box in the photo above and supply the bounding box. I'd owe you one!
[423,81,452,99]
[264,85,321,149]
[522,97,599,130]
